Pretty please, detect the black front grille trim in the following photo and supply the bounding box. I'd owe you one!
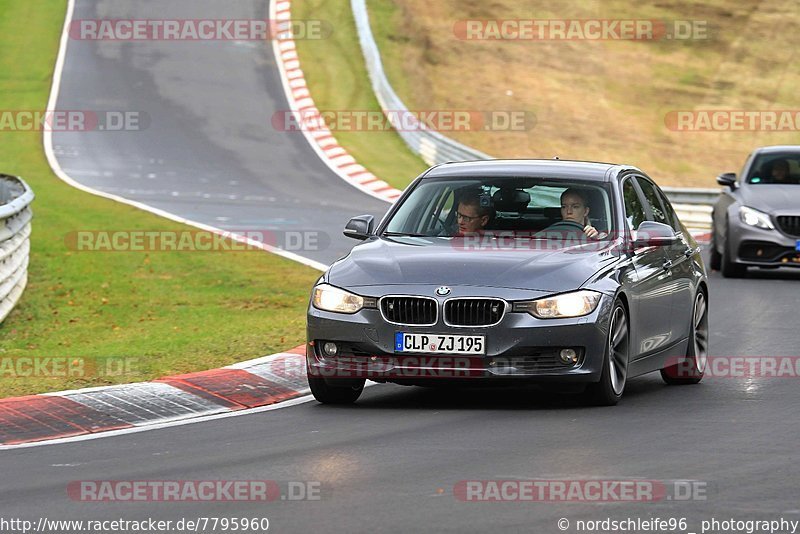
[738,240,793,262]
[490,349,585,373]
[777,215,800,238]
[443,298,506,327]
[379,296,438,326]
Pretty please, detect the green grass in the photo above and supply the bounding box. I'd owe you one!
[365,0,418,111]
[293,0,427,190]
[0,0,321,397]
[341,0,800,187]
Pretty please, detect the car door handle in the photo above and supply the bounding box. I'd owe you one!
[662,259,673,271]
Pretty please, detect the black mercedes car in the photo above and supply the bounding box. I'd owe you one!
[307,160,709,405]
[711,145,800,277]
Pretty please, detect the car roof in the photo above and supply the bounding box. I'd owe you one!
[422,159,640,183]
[752,145,800,155]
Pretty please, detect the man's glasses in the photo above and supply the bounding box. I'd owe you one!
[456,212,480,223]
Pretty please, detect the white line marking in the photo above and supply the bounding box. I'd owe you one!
[0,394,318,450]
[43,0,329,273]
[2,381,379,451]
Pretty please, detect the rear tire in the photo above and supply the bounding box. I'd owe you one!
[661,290,708,385]
[308,375,365,404]
[720,223,747,278]
[585,301,629,406]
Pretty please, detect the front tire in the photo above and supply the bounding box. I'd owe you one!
[720,222,747,278]
[661,290,708,385]
[308,375,365,404]
[586,301,629,406]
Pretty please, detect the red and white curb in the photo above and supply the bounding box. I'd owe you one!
[271,0,402,204]
[268,2,715,241]
[0,347,312,447]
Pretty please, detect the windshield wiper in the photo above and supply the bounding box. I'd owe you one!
[382,231,430,238]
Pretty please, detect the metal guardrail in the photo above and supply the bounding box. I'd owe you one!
[351,0,490,166]
[659,187,719,205]
[0,174,34,323]
[351,0,719,230]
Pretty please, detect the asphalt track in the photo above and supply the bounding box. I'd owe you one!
[3,262,800,533]
[3,0,800,532]
[51,0,388,266]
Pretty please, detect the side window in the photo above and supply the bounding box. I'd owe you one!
[636,178,676,230]
[653,186,682,232]
[622,179,647,232]
[438,189,454,219]
[425,188,454,233]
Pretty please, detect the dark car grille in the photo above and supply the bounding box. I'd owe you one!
[776,216,800,238]
[504,355,566,373]
[380,297,437,325]
[444,299,505,326]
[495,351,584,373]
[738,241,792,262]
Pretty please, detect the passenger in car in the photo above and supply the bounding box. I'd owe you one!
[770,159,791,183]
[455,189,492,235]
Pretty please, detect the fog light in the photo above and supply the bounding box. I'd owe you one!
[323,342,338,357]
[559,348,578,365]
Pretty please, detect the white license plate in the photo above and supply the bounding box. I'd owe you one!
[394,333,485,355]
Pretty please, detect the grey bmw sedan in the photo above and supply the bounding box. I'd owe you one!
[307,160,709,405]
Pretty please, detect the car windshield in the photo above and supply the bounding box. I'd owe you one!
[746,153,800,184]
[382,177,615,240]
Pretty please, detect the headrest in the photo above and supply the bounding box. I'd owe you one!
[543,207,562,219]
[491,188,530,212]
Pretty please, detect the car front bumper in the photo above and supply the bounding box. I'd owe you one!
[306,293,614,385]
[729,222,800,267]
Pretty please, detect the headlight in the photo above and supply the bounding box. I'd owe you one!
[516,290,602,319]
[312,284,364,314]
[739,206,774,230]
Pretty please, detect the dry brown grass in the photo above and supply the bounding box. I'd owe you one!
[368,0,800,186]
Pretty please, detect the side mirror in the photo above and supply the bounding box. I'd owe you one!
[634,221,679,248]
[343,214,374,240]
[716,172,737,190]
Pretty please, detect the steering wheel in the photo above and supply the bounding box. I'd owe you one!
[546,219,586,231]
[427,215,449,236]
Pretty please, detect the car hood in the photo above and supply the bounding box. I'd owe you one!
[740,185,800,213]
[328,236,619,292]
